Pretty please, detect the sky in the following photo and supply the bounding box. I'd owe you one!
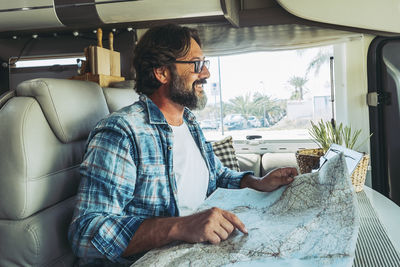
[203,46,333,103]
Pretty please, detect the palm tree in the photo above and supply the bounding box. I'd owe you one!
[252,92,286,125]
[306,48,332,76]
[224,93,253,116]
[288,75,308,100]
[252,93,271,114]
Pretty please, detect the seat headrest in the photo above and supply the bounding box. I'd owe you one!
[16,78,109,143]
[102,86,139,113]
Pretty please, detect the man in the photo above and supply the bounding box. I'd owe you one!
[68,24,297,265]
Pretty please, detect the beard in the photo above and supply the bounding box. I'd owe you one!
[168,68,208,110]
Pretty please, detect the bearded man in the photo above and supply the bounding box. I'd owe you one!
[68,24,297,266]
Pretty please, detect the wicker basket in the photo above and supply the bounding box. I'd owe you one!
[351,154,369,192]
[296,148,369,192]
[295,148,325,174]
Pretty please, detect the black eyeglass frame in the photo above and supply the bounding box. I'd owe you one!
[174,60,210,73]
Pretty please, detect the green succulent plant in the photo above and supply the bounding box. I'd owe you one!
[308,119,371,153]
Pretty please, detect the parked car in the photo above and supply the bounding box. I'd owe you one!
[223,114,248,130]
[199,119,218,130]
[247,116,261,128]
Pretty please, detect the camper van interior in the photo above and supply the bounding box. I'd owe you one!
[0,0,399,266]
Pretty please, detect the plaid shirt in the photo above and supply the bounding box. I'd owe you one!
[68,94,251,263]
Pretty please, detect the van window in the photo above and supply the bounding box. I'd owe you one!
[193,45,334,143]
[11,55,84,68]
[8,54,84,89]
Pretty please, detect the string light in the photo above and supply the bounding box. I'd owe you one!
[5,26,137,40]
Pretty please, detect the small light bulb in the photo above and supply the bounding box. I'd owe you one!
[12,36,17,40]
[127,27,133,32]
[73,31,79,37]
[32,34,38,39]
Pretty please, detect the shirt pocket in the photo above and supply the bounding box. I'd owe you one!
[134,164,170,216]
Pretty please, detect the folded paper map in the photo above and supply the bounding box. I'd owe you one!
[132,153,359,267]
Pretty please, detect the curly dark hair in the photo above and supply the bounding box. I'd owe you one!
[132,24,201,96]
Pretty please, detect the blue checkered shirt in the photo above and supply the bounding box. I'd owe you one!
[68,95,251,264]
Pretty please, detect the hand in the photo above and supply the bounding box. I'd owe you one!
[241,167,298,192]
[173,207,248,245]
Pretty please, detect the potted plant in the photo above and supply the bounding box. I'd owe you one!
[308,119,371,153]
[296,119,371,192]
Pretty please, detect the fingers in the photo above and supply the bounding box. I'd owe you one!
[259,167,297,192]
[282,175,294,184]
[275,168,293,185]
[221,210,248,234]
[220,218,235,236]
[181,208,247,245]
[212,226,229,243]
[208,232,221,244]
[283,167,298,177]
[283,167,298,183]
[207,209,247,244]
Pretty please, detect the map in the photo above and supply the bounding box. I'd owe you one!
[132,153,360,267]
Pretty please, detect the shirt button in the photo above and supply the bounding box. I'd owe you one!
[168,146,172,150]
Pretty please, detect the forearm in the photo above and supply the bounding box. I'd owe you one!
[240,174,261,190]
[122,216,182,257]
[123,207,250,258]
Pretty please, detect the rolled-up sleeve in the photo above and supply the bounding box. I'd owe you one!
[68,120,142,262]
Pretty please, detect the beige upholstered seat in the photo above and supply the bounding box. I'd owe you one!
[0,78,109,266]
[102,85,138,113]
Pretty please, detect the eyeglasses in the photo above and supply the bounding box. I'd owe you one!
[174,60,210,73]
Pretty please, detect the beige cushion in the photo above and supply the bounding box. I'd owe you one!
[102,87,138,113]
[0,197,76,267]
[17,79,109,143]
[0,97,83,219]
[237,154,261,177]
[261,153,298,176]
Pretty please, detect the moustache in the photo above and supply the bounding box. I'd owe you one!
[193,79,207,87]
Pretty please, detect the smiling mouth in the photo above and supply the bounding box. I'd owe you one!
[195,83,203,89]
[193,79,207,90]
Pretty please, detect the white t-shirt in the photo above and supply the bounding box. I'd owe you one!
[171,122,209,216]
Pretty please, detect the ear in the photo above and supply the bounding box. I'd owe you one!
[153,66,170,84]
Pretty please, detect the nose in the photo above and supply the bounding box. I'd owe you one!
[199,65,210,79]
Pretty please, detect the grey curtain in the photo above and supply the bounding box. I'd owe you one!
[195,24,362,56]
